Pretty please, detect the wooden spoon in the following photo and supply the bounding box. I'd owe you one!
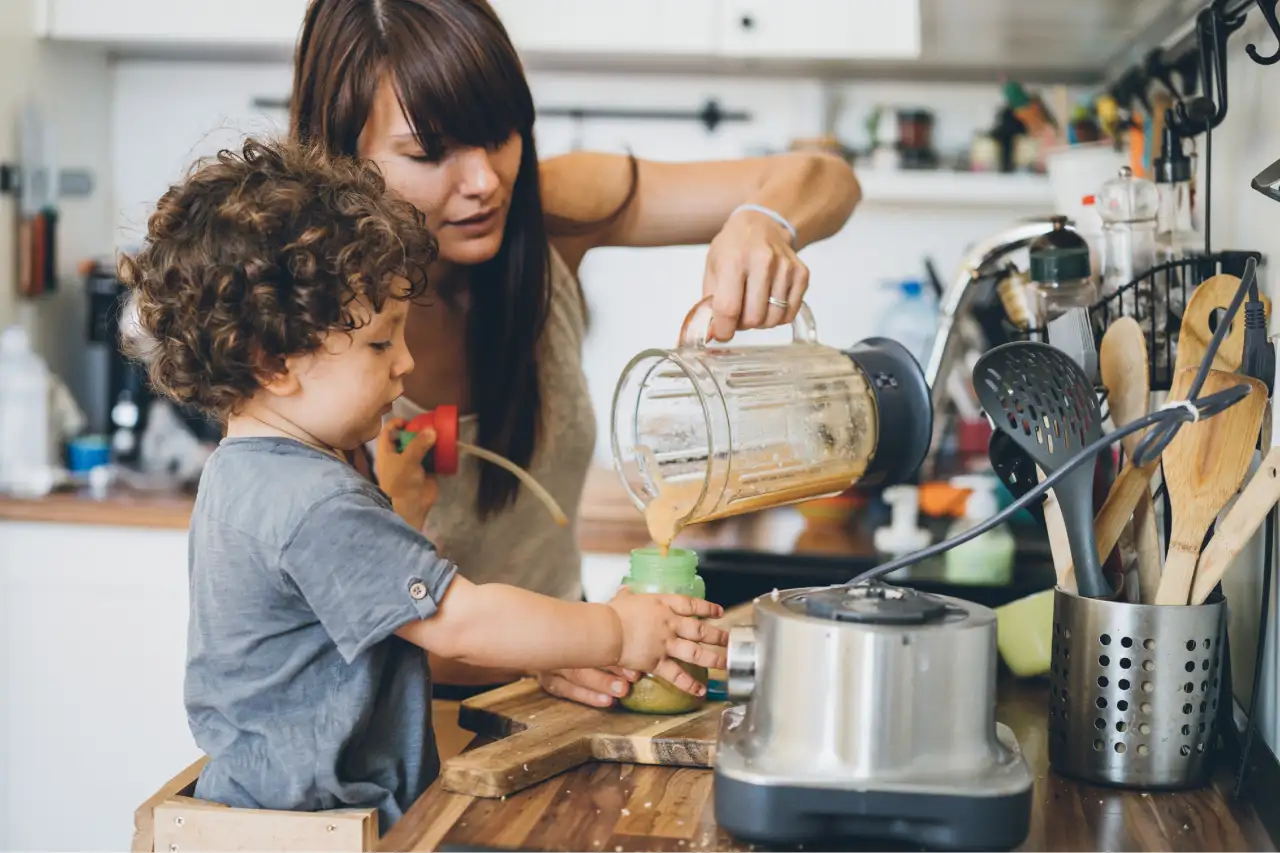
[1099,317,1162,603]
[1190,447,1280,604]
[1037,466,1077,594]
[1060,456,1160,596]
[1174,274,1272,378]
[1066,366,1231,596]
[1154,369,1268,605]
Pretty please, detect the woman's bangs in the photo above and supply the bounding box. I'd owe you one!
[384,4,533,157]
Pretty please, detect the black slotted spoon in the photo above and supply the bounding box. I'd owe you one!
[973,341,1113,599]
[988,430,1045,527]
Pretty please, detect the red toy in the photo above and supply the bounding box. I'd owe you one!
[397,405,459,475]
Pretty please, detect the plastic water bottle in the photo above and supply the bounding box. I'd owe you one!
[880,280,938,366]
[0,325,54,497]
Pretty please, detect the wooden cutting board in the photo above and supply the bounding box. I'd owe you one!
[440,679,725,798]
[440,603,754,799]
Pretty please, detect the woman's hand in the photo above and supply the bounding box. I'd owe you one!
[536,666,641,708]
[375,417,438,530]
[702,208,810,342]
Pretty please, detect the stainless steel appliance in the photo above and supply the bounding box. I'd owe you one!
[714,582,1034,850]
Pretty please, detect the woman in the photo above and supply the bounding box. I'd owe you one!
[290,0,861,707]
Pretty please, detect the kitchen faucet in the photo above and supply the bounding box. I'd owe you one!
[922,216,1078,473]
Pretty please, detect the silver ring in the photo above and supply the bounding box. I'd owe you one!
[768,296,789,309]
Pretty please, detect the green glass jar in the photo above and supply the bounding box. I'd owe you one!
[617,547,710,715]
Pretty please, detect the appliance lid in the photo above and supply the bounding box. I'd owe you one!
[787,582,968,625]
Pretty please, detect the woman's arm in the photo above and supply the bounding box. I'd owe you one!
[542,151,861,342]
[426,654,526,686]
[544,151,859,255]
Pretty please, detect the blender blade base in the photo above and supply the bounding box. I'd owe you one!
[713,773,1032,851]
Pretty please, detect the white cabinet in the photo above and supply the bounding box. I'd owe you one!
[490,0,721,57]
[38,0,310,47]
[35,0,921,64]
[1,521,199,852]
[718,0,920,60]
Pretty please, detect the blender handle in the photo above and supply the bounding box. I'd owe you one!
[677,295,819,348]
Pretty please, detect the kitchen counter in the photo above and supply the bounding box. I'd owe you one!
[0,486,197,529]
[380,675,1276,852]
[0,467,788,555]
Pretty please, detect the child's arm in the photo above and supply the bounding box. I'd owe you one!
[395,578,725,694]
[280,487,726,696]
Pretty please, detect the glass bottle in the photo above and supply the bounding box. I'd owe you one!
[1153,116,1198,371]
[1097,166,1160,346]
[1098,166,1159,298]
[1154,117,1196,266]
[617,547,709,715]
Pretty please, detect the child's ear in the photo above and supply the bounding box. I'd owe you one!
[255,352,301,398]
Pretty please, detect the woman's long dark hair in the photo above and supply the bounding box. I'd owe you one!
[291,0,630,518]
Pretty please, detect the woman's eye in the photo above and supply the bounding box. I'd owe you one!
[406,152,441,164]
[370,341,393,353]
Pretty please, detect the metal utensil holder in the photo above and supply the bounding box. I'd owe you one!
[1047,588,1226,789]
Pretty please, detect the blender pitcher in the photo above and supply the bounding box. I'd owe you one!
[611,297,933,536]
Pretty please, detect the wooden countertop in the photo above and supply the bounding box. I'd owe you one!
[0,486,197,530]
[0,467,787,554]
[381,675,1275,852]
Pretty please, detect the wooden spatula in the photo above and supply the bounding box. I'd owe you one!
[1060,455,1160,596]
[1154,369,1268,605]
[1190,447,1280,604]
[1099,317,1162,603]
[1036,465,1077,593]
[1174,274,1272,377]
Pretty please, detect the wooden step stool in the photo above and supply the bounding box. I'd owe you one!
[131,700,474,852]
[132,758,378,853]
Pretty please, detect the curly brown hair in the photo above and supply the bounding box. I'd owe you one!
[118,136,437,419]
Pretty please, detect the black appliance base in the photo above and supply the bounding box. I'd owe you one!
[714,770,1032,852]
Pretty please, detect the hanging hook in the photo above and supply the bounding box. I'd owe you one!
[1170,1,1246,134]
[1144,49,1183,104]
[1247,0,1280,64]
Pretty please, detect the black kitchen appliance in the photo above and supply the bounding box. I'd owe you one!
[84,260,220,464]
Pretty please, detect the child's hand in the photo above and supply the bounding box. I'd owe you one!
[376,417,437,529]
[606,590,728,697]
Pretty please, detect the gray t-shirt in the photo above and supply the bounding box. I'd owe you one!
[185,437,457,832]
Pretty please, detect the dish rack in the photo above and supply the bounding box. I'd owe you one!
[1009,250,1263,391]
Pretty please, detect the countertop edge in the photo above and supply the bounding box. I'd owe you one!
[0,491,660,553]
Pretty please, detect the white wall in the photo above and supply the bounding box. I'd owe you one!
[1195,13,1280,756]
[109,61,1062,467]
[0,5,113,415]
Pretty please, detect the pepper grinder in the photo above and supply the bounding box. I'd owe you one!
[1029,215,1097,318]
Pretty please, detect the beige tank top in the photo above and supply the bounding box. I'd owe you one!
[374,246,597,601]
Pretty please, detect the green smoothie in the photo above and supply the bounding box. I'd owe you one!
[616,547,710,715]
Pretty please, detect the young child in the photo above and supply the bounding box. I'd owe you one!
[119,137,726,831]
